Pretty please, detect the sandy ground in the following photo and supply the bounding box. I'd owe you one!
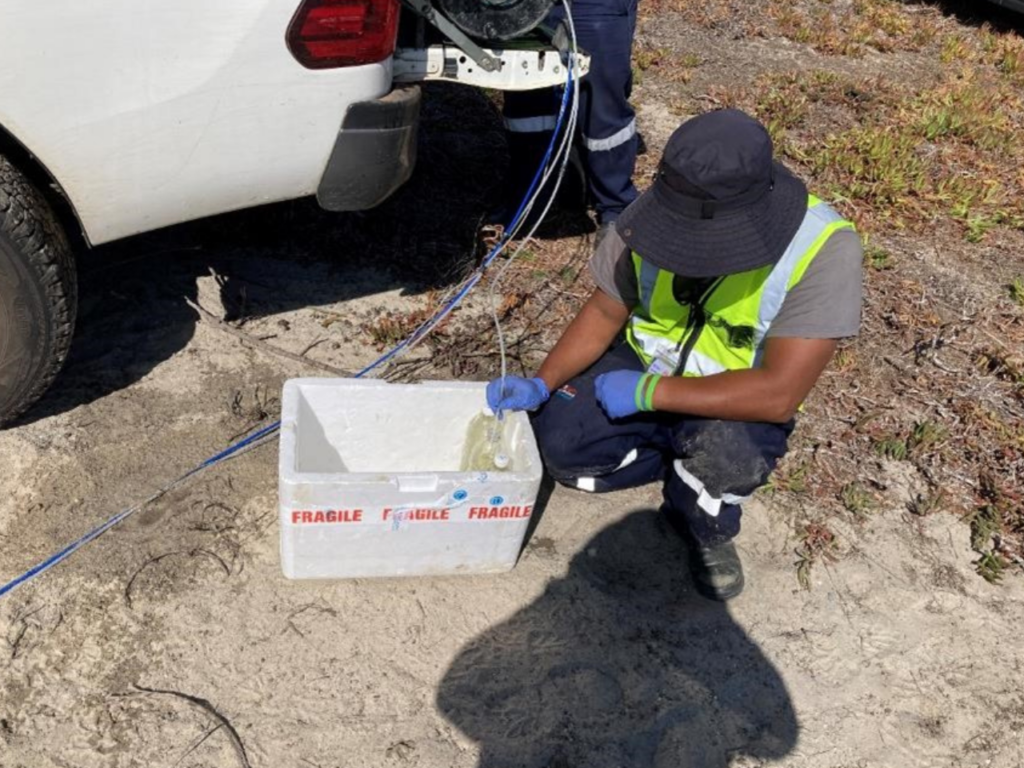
[4,4,1024,767]
[2,242,1023,768]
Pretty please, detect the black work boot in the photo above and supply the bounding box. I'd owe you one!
[687,540,745,602]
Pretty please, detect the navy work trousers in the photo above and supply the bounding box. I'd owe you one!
[503,0,640,224]
[531,344,794,546]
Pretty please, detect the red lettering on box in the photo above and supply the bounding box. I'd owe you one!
[384,508,451,522]
[290,509,363,525]
[467,505,532,521]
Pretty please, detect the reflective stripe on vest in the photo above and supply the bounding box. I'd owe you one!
[626,196,854,376]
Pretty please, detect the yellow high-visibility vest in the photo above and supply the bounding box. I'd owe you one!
[625,195,855,376]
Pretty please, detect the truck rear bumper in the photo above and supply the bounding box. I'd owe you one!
[317,85,421,212]
[987,0,1024,12]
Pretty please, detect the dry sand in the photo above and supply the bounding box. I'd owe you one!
[1,249,1022,768]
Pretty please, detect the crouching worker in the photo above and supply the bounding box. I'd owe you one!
[487,109,862,601]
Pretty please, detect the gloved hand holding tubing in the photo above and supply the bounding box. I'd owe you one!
[486,376,549,413]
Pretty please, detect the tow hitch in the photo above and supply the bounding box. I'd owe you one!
[396,0,588,90]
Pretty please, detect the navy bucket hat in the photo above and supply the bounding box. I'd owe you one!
[617,109,809,278]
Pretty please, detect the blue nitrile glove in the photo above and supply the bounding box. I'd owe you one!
[487,376,549,413]
[595,370,662,419]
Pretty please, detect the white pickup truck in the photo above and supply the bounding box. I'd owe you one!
[0,0,575,425]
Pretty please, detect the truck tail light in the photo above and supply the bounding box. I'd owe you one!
[287,0,400,69]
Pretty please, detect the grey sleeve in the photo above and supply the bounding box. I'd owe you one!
[768,228,863,339]
[587,225,639,308]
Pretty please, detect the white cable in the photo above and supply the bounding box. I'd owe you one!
[378,5,582,378]
[489,2,581,396]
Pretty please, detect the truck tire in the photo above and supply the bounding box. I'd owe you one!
[0,155,76,427]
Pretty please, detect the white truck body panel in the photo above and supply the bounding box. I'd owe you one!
[0,0,392,244]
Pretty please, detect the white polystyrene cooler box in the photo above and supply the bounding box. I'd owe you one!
[279,378,544,579]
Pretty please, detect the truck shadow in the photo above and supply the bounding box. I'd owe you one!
[438,509,798,768]
[17,84,591,425]
[925,0,1024,30]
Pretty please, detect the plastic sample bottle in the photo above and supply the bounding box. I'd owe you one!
[461,410,511,471]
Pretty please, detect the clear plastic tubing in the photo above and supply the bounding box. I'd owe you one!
[492,413,510,470]
[462,410,511,472]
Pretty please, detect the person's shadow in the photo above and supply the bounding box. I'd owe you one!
[438,510,797,768]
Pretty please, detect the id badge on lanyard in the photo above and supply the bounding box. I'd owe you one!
[647,347,679,376]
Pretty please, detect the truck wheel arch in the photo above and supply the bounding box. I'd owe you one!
[0,121,90,252]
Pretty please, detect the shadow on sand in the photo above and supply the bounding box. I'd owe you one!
[438,509,798,768]
[17,83,593,426]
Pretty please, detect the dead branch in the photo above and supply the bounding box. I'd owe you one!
[133,684,252,768]
[174,724,224,767]
[186,298,350,377]
[300,337,329,356]
[124,552,183,610]
[8,623,28,661]
[124,549,232,609]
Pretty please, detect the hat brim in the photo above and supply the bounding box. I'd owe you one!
[616,162,809,278]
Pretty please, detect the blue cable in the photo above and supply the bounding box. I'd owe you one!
[484,66,574,268]
[0,56,576,602]
[197,422,283,469]
[0,508,138,599]
[354,60,576,379]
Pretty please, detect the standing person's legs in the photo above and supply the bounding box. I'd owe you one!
[500,87,562,224]
[500,0,639,226]
[531,342,673,493]
[661,417,794,599]
[571,0,639,225]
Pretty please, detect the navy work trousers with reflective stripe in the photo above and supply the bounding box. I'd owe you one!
[530,343,794,546]
[503,0,640,223]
